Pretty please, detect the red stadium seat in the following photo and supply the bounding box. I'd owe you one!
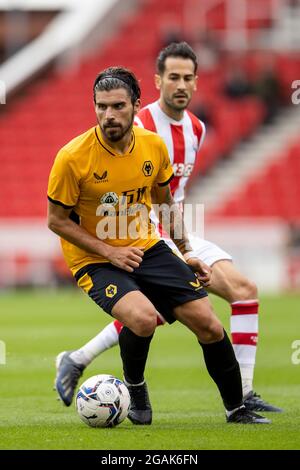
[0,0,294,220]
[215,136,300,221]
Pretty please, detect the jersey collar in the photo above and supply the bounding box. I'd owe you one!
[156,100,186,125]
[95,126,135,157]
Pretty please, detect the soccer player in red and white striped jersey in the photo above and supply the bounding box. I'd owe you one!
[135,101,205,206]
[56,42,281,413]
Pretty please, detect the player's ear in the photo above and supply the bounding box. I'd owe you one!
[194,75,198,91]
[133,99,141,115]
[155,74,162,90]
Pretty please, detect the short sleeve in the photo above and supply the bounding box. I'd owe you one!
[155,138,174,187]
[47,149,80,208]
[198,120,206,151]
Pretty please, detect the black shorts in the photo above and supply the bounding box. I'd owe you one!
[74,240,207,324]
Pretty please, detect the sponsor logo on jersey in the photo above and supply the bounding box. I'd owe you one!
[100,192,119,207]
[94,171,108,183]
[97,187,148,219]
[189,278,202,290]
[121,186,147,204]
[105,284,117,298]
[142,161,154,176]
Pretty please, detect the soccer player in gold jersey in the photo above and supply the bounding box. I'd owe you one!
[48,67,269,424]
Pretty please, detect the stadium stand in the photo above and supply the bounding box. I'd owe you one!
[1,0,300,288]
[0,0,277,219]
[212,137,300,220]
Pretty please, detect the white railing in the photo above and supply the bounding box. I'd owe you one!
[0,0,120,95]
[0,0,80,10]
[183,0,295,50]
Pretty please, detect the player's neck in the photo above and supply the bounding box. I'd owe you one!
[101,129,133,155]
[158,99,184,122]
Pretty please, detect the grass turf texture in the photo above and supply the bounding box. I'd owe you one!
[0,289,300,450]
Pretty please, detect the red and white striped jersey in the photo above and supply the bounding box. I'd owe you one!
[135,100,206,203]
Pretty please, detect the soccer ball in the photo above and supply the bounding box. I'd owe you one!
[76,374,131,428]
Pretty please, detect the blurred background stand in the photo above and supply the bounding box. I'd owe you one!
[0,0,300,292]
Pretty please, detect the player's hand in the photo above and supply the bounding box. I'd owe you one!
[186,257,212,287]
[106,246,144,272]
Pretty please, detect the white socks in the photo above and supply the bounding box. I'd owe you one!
[230,299,259,397]
[240,366,255,397]
[70,321,119,366]
[69,297,259,401]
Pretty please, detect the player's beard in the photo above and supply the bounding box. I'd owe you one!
[164,93,191,112]
[101,111,135,143]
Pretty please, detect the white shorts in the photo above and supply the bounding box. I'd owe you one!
[163,235,232,267]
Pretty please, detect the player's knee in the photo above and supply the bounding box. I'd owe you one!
[131,309,157,337]
[232,277,258,301]
[133,319,156,337]
[245,279,258,299]
[201,321,224,343]
[196,316,224,343]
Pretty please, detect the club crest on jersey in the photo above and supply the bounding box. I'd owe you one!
[100,192,119,207]
[142,161,154,177]
[105,284,117,298]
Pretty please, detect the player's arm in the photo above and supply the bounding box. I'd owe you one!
[151,184,211,285]
[47,201,112,258]
[47,201,143,272]
[151,184,191,254]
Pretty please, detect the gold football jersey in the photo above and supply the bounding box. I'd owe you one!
[48,125,173,275]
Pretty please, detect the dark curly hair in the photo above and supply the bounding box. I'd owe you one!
[93,67,141,105]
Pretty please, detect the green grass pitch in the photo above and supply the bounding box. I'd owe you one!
[0,289,300,450]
